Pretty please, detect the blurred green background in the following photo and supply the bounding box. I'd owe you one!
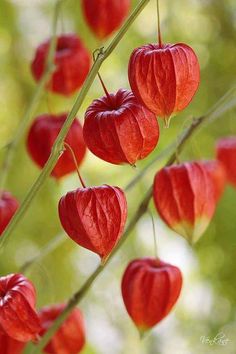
[0,0,236,353]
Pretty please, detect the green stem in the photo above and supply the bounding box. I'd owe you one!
[31,264,105,354]
[0,0,151,252]
[31,88,236,352]
[0,0,62,193]
[97,72,113,104]
[20,233,65,274]
[157,0,162,47]
[148,209,158,258]
[92,50,113,105]
[64,143,86,188]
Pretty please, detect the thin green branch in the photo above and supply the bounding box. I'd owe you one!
[148,209,158,258]
[156,0,162,47]
[0,0,63,192]
[20,233,65,274]
[0,0,151,252]
[31,88,236,353]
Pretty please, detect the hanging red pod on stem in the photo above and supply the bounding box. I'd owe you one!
[38,304,85,354]
[216,136,236,187]
[0,191,19,236]
[0,274,41,342]
[58,134,127,261]
[121,258,182,335]
[0,332,26,354]
[59,183,127,262]
[83,88,160,165]
[128,1,200,127]
[82,0,131,40]
[27,113,86,179]
[31,33,91,96]
[153,162,217,244]
[128,43,200,126]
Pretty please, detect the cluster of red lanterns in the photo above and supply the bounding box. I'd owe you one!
[0,274,85,354]
[1,0,236,353]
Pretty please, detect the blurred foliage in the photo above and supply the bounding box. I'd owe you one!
[0,0,236,353]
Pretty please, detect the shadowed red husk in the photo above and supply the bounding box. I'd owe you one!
[58,185,127,261]
[39,304,85,354]
[121,258,182,333]
[128,43,200,124]
[27,113,86,179]
[0,274,41,342]
[216,136,236,187]
[82,0,131,39]
[0,332,26,354]
[31,33,91,96]
[203,160,226,201]
[83,89,159,165]
[0,191,19,236]
[153,162,216,243]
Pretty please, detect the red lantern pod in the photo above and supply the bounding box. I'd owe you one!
[203,160,227,202]
[0,332,26,354]
[153,162,216,243]
[39,304,85,354]
[0,274,41,342]
[128,43,200,126]
[31,33,91,96]
[121,258,182,334]
[216,137,236,187]
[27,113,86,179]
[58,185,127,261]
[82,0,131,40]
[0,191,19,236]
[83,89,159,165]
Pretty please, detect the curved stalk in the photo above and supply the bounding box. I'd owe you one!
[64,142,86,188]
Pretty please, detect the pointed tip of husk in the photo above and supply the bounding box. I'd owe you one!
[100,258,106,266]
[138,329,145,340]
[130,163,137,169]
[101,254,110,266]
[164,116,172,128]
[138,326,151,340]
